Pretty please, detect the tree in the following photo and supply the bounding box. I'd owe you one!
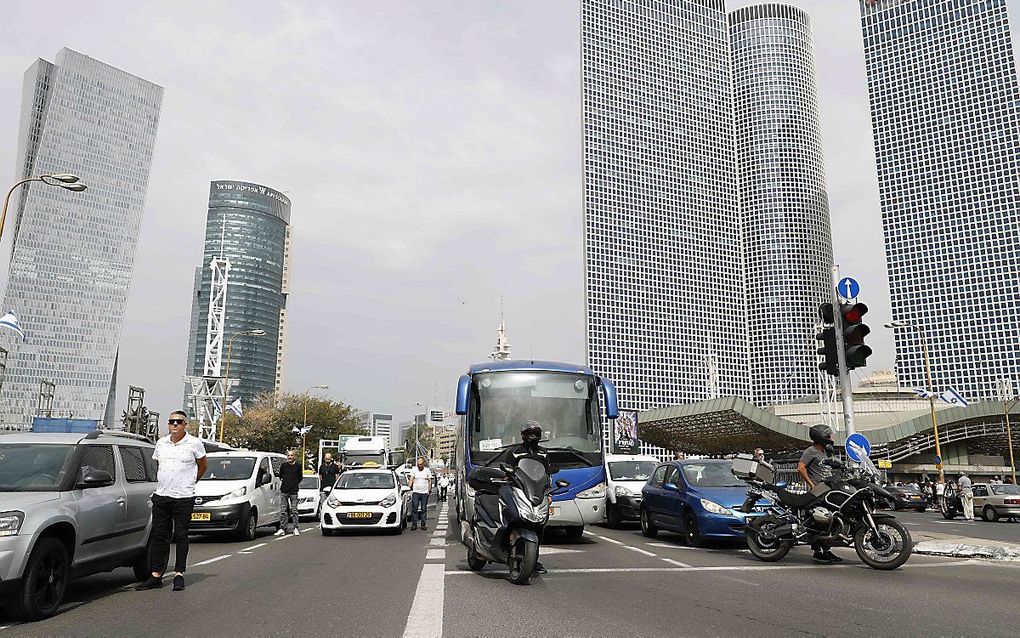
[401,421,436,461]
[221,391,366,456]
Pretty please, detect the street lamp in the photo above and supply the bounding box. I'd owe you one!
[219,328,268,442]
[1,174,89,243]
[885,320,946,483]
[302,384,329,470]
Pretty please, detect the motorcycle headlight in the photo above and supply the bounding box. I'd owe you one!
[614,485,633,498]
[0,511,25,537]
[224,486,248,500]
[326,496,341,508]
[700,499,735,516]
[380,494,397,508]
[578,483,607,499]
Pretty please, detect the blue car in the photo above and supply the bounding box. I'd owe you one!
[639,459,768,547]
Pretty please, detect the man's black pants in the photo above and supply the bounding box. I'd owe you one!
[150,494,195,574]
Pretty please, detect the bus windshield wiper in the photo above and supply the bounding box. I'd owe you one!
[480,444,516,467]
[544,447,594,467]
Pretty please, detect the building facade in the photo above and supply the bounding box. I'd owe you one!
[730,4,834,407]
[0,49,162,427]
[582,0,749,431]
[357,411,394,450]
[185,181,292,410]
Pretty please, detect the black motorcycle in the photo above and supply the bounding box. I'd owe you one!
[734,454,912,571]
[463,459,569,584]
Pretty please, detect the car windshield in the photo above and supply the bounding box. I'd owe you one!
[0,443,77,492]
[991,484,1020,495]
[200,457,256,480]
[299,476,318,490]
[681,462,744,488]
[337,473,395,489]
[609,461,655,481]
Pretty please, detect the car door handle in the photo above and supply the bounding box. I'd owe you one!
[117,497,126,506]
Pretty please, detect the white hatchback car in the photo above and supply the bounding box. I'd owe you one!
[320,468,408,535]
[297,474,320,520]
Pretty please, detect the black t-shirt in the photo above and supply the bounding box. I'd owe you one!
[318,462,339,488]
[279,462,303,494]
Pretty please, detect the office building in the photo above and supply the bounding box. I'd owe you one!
[582,0,748,429]
[0,49,162,427]
[730,4,834,407]
[358,411,394,449]
[861,0,1020,401]
[185,180,292,409]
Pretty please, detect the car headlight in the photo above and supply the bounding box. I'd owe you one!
[224,486,247,500]
[326,496,341,508]
[380,494,397,508]
[700,499,735,516]
[614,485,633,497]
[578,482,606,499]
[0,511,24,537]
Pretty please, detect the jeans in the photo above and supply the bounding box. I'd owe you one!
[150,494,195,574]
[411,492,429,526]
[438,486,448,501]
[281,493,299,531]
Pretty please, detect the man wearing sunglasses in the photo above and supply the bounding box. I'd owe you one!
[136,411,208,592]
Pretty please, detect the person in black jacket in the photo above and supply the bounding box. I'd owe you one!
[275,451,303,536]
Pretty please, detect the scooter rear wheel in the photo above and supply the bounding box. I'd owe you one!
[507,538,538,585]
[467,543,486,571]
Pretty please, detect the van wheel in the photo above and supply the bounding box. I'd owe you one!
[133,534,156,581]
[238,508,258,541]
[606,503,622,529]
[9,538,69,621]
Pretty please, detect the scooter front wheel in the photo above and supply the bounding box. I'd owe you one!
[467,542,487,571]
[507,538,538,585]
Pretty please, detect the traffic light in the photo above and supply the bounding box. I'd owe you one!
[841,302,872,370]
[816,327,838,376]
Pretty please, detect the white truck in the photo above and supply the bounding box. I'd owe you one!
[340,436,388,470]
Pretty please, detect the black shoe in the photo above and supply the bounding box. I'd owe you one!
[421,525,427,531]
[172,575,185,591]
[411,524,418,531]
[535,562,547,574]
[812,551,832,564]
[135,576,163,591]
[823,551,843,563]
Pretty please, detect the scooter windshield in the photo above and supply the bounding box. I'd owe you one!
[517,458,548,483]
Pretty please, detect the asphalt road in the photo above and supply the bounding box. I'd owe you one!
[3,497,1019,637]
[890,508,1020,544]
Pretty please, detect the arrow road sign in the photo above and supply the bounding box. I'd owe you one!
[845,432,872,463]
[837,277,860,300]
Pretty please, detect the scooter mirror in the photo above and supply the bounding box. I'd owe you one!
[499,462,513,474]
[556,479,570,489]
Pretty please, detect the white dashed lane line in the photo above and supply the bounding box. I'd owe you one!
[623,545,657,557]
[239,542,267,553]
[661,558,692,568]
[192,554,232,567]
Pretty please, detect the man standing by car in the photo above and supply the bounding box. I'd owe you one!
[318,453,340,510]
[275,451,303,535]
[137,411,208,592]
[797,424,842,565]
[957,472,975,520]
[407,457,433,530]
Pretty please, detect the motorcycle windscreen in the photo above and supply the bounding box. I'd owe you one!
[516,458,549,505]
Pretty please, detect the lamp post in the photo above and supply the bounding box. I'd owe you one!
[303,384,329,470]
[997,379,1018,485]
[219,328,267,442]
[885,320,945,483]
[1,174,88,243]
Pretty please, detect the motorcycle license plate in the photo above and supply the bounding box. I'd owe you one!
[191,512,211,522]
[347,512,372,519]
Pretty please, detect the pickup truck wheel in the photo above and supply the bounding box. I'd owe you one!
[9,538,69,621]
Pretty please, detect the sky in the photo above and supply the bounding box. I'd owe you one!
[0,1,1017,426]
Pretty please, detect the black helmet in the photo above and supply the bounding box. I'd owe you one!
[809,423,834,447]
[521,421,543,447]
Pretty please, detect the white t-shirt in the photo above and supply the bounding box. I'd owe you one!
[409,467,433,494]
[439,476,450,488]
[153,433,207,498]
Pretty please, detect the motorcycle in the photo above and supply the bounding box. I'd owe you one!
[463,458,569,585]
[733,452,913,570]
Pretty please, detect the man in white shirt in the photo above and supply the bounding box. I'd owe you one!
[957,473,975,521]
[438,474,451,502]
[407,457,434,531]
[136,411,208,592]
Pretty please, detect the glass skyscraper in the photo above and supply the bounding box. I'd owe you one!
[861,0,1020,401]
[583,0,748,418]
[731,4,834,407]
[0,49,162,428]
[185,180,292,410]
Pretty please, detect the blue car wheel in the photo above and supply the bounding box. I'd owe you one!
[684,513,703,547]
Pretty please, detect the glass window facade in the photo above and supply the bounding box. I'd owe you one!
[0,49,162,428]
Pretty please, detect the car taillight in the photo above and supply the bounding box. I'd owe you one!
[1005,498,1020,505]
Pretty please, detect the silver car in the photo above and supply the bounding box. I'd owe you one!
[0,431,157,621]
[972,482,1020,522]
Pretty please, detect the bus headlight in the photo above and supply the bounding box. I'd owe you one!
[577,483,606,499]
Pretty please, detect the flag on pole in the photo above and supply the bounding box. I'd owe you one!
[940,387,969,407]
[912,388,936,399]
[211,400,222,422]
[228,398,243,418]
[292,424,312,436]
[0,311,26,341]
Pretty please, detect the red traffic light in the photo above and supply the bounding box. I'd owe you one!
[842,303,868,324]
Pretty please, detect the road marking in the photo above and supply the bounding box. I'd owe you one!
[426,548,446,560]
[240,542,267,553]
[432,530,445,537]
[661,558,691,568]
[274,534,294,541]
[429,537,446,547]
[445,559,976,576]
[192,554,232,566]
[402,563,445,638]
[591,534,624,545]
[537,547,584,555]
[623,545,657,557]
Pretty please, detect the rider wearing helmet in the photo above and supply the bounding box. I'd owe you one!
[799,423,842,564]
[508,420,551,574]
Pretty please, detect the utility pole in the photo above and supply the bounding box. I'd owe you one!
[831,265,855,435]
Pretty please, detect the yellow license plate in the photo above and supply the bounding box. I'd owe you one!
[347,512,372,519]
[191,512,211,521]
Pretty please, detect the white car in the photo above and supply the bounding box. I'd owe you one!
[297,474,320,519]
[320,468,409,535]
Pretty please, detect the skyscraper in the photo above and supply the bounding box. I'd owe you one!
[861,0,1020,401]
[582,0,748,425]
[1,49,162,427]
[185,181,292,410]
[730,4,834,407]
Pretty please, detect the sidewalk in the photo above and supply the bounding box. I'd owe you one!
[911,528,1020,562]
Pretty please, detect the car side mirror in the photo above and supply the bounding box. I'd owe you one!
[261,473,273,486]
[322,486,332,493]
[663,483,679,492]
[81,469,114,488]
[400,485,411,493]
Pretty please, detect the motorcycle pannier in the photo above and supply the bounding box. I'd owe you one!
[731,455,775,484]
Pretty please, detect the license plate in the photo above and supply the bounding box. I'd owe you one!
[346,512,372,519]
[191,512,211,521]
[549,507,559,517]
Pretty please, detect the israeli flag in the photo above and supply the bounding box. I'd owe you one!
[227,398,243,418]
[912,388,936,399]
[292,424,312,436]
[940,387,969,407]
[0,311,26,341]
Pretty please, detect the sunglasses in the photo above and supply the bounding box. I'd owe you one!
[168,419,186,425]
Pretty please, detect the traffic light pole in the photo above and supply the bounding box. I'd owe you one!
[831,265,856,436]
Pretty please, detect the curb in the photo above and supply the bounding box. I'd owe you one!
[913,540,1020,561]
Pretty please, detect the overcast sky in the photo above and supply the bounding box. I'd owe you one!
[1,1,1017,425]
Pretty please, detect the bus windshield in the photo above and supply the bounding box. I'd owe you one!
[470,371,601,457]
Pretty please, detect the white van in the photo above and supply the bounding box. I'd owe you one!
[604,453,659,528]
[192,451,287,540]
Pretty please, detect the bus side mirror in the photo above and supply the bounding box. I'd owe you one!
[455,374,470,415]
[601,378,619,419]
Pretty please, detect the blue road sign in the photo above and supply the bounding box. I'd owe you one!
[838,277,860,300]
[845,432,872,462]
[933,455,942,465]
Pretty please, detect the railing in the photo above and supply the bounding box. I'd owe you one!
[883,421,1011,462]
